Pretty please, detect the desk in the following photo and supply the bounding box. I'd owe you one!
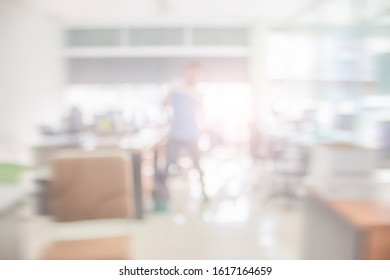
[33,128,168,220]
[0,187,29,259]
[303,190,390,259]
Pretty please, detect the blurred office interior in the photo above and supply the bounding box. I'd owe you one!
[0,0,390,259]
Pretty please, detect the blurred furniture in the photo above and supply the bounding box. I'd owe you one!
[33,127,168,219]
[303,190,390,259]
[270,142,310,201]
[40,156,133,260]
[307,143,376,198]
[266,133,310,203]
[0,187,30,259]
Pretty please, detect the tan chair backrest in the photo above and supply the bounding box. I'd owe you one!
[50,156,133,222]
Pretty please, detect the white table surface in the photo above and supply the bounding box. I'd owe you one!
[0,187,30,213]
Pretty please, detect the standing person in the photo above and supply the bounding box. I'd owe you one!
[164,63,207,200]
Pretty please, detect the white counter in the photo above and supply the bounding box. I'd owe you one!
[0,186,31,260]
[0,187,29,213]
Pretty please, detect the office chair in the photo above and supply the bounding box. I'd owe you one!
[39,155,133,259]
[268,141,310,204]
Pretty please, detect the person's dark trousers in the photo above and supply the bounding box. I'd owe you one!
[164,139,206,197]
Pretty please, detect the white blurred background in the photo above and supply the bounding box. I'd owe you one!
[1,0,390,260]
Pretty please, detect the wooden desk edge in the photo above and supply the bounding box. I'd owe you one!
[307,188,390,230]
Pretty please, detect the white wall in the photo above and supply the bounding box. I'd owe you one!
[0,0,64,164]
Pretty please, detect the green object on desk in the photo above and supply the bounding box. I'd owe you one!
[0,163,27,185]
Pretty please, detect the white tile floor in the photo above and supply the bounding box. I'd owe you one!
[132,154,305,259]
[23,153,306,260]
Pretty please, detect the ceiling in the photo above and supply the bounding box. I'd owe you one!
[28,0,315,27]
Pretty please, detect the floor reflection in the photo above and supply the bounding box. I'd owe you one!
[130,151,304,259]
